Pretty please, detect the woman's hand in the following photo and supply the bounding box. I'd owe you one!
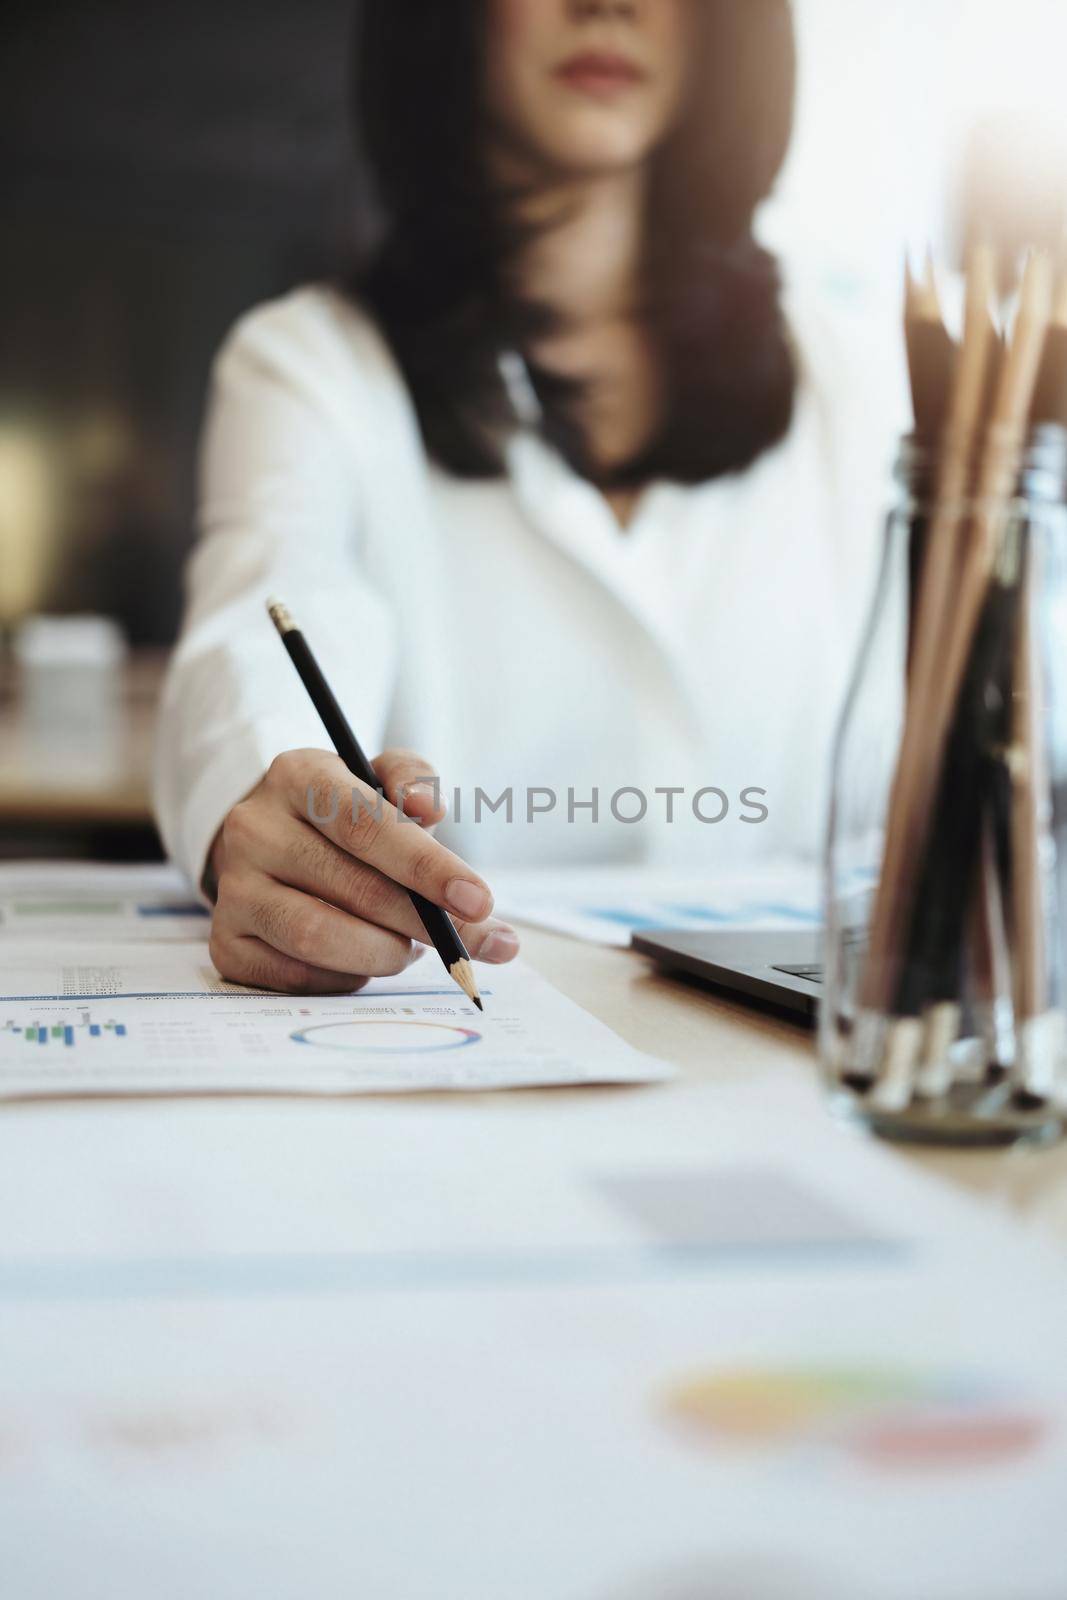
[207,748,520,994]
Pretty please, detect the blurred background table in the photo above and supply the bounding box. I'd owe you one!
[0,651,165,859]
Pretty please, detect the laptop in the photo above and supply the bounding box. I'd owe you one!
[630,928,825,1024]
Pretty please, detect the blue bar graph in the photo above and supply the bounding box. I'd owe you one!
[4,1018,128,1047]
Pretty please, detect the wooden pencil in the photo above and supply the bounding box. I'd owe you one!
[1031,272,1067,427]
[860,254,1054,1097]
[860,247,1001,1028]
[885,271,1067,1105]
[903,253,957,662]
[904,254,956,444]
[913,493,1028,1077]
[906,266,1011,1090]
[267,600,484,1011]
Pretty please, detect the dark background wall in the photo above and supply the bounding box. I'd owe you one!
[2,0,364,644]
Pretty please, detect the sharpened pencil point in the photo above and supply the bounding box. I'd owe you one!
[450,958,483,1011]
[1053,270,1067,329]
[923,245,939,303]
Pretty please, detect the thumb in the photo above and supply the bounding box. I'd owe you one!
[371,749,447,828]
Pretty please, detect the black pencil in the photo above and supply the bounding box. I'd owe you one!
[267,599,483,1010]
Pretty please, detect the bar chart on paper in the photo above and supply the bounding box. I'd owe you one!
[3,1015,127,1047]
[0,998,490,1088]
[0,962,670,1099]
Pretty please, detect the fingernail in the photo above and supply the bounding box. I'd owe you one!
[479,928,520,964]
[406,782,439,804]
[446,878,492,920]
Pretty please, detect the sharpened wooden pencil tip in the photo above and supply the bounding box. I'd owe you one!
[904,251,917,312]
[1020,250,1055,320]
[906,248,943,325]
[923,245,939,301]
[1053,270,1067,329]
[450,958,483,1011]
[966,242,997,317]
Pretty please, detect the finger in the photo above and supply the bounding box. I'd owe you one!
[222,876,418,979]
[467,925,521,964]
[209,932,372,997]
[372,749,447,827]
[271,752,494,924]
[217,800,515,960]
[277,821,520,958]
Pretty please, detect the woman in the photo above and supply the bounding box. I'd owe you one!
[155,0,897,995]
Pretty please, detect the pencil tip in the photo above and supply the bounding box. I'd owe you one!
[1020,249,1055,320]
[450,958,483,1011]
[923,245,942,307]
[903,251,916,308]
[1055,269,1067,328]
[905,248,943,325]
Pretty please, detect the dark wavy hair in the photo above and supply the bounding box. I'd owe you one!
[349,0,797,489]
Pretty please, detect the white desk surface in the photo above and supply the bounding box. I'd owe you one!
[519,924,1067,1251]
[6,914,1067,1600]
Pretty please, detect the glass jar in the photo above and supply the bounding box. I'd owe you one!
[821,427,1067,1145]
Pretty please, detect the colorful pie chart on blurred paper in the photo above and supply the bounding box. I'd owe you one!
[664,1366,1047,1473]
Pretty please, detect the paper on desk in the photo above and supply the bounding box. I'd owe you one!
[0,863,209,942]
[0,940,270,1000]
[5,1263,1067,1600]
[492,863,872,947]
[3,1084,1067,1600]
[0,1079,906,1278]
[0,957,672,1099]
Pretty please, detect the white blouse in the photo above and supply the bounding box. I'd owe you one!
[153,274,904,892]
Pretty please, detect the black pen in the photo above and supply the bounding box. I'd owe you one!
[267,599,483,1010]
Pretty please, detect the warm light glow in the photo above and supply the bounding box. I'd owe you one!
[0,425,58,626]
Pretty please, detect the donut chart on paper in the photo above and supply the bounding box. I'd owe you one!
[290,1020,482,1055]
[664,1366,1047,1473]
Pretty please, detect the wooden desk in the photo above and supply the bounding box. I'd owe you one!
[520,924,1067,1250]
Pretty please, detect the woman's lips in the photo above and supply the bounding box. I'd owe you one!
[554,52,647,98]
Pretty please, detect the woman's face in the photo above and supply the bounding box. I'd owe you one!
[486,0,692,179]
